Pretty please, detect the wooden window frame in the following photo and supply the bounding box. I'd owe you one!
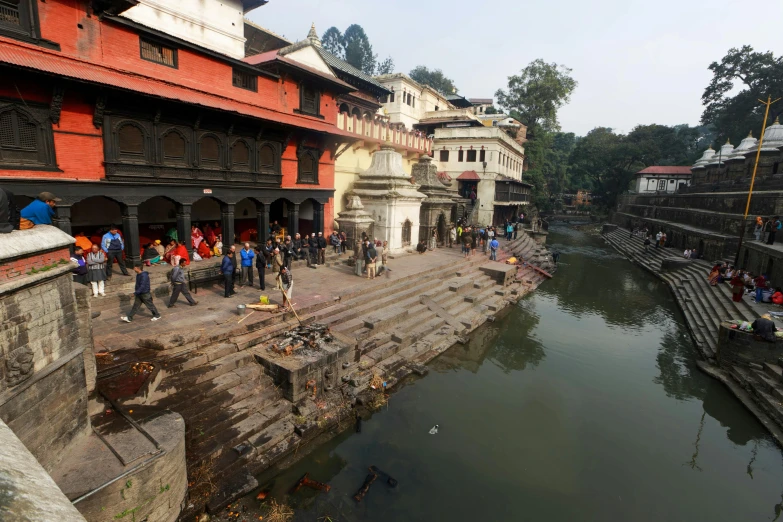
[458,150,464,162]
[439,150,449,162]
[0,99,58,171]
[479,149,486,163]
[232,68,258,92]
[466,150,477,162]
[296,146,321,184]
[296,83,321,117]
[140,36,178,68]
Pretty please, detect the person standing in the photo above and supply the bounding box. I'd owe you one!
[449,225,456,248]
[354,240,364,276]
[167,258,197,307]
[263,238,275,268]
[754,217,763,241]
[254,245,266,291]
[730,273,745,303]
[308,233,319,266]
[121,265,160,322]
[330,231,341,254]
[655,231,662,249]
[283,236,294,270]
[86,244,107,297]
[769,216,781,246]
[239,242,255,287]
[317,231,327,265]
[489,236,499,261]
[506,222,513,241]
[277,265,293,311]
[430,229,437,251]
[644,235,651,252]
[366,240,377,279]
[70,246,88,286]
[102,225,130,279]
[470,227,478,256]
[339,230,347,254]
[220,247,235,298]
[272,247,284,275]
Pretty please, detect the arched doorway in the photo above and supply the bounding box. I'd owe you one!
[401,219,412,247]
[299,199,315,238]
[70,196,123,246]
[269,198,292,241]
[138,196,178,246]
[235,198,257,242]
[437,213,447,245]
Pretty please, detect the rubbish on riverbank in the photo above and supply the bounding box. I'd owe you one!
[290,473,331,494]
[261,499,293,522]
[369,466,398,488]
[246,304,278,312]
[353,471,378,502]
[255,489,269,501]
[429,424,439,435]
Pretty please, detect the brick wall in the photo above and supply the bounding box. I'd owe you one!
[0,247,72,283]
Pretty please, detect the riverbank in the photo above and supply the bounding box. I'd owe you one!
[89,231,555,520]
[602,224,783,448]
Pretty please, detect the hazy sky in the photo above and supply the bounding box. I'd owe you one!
[248,0,783,137]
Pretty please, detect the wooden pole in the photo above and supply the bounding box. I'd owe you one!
[734,95,780,267]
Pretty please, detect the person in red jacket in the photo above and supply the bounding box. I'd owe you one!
[772,288,783,306]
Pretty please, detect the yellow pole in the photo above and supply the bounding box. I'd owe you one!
[743,96,780,218]
[735,95,780,267]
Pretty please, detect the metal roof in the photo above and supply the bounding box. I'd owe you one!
[457,170,481,181]
[315,47,390,95]
[636,166,692,175]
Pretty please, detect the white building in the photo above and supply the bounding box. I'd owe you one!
[375,73,457,129]
[121,0,268,59]
[433,126,529,225]
[634,166,692,194]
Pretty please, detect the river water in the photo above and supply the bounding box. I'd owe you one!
[240,226,783,521]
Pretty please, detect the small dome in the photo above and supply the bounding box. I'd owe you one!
[728,131,757,160]
[707,140,734,165]
[692,146,715,168]
[761,117,783,152]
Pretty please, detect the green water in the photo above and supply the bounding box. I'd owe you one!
[245,227,783,521]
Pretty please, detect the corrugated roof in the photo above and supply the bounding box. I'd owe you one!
[637,166,692,175]
[470,98,493,104]
[457,170,481,181]
[243,51,355,91]
[0,36,358,138]
[315,47,390,94]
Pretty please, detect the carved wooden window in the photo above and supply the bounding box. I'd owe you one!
[297,148,319,184]
[140,37,177,68]
[0,105,55,168]
[200,135,220,167]
[232,140,250,170]
[259,144,275,168]
[439,150,449,162]
[0,0,37,40]
[232,68,257,92]
[162,131,186,165]
[117,123,146,162]
[299,84,320,116]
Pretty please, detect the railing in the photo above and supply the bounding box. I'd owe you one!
[336,113,432,153]
[494,190,529,203]
[0,1,21,26]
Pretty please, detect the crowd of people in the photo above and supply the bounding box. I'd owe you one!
[706,262,783,306]
[753,216,782,245]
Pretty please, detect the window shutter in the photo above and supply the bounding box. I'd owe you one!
[201,136,219,163]
[259,144,275,168]
[302,86,317,114]
[163,132,185,160]
[233,141,249,166]
[118,124,144,154]
[0,112,14,147]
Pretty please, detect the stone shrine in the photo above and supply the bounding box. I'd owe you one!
[334,194,376,251]
[412,155,458,245]
[348,146,426,252]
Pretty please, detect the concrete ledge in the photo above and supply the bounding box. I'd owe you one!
[661,258,691,270]
[479,263,516,286]
[602,223,618,234]
[0,226,74,262]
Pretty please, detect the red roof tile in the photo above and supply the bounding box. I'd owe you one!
[437,171,452,181]
[457,170,481,180]
[0,36,357,138]
[636,166,692,175]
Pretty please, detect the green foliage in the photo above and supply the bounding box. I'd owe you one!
[496,59,578,135]
[484,106,500,115]
[376,56,395,75]
[321,24,393,76]
[409,66,458,94]
[321,27,344,60]
[701,46,783,144]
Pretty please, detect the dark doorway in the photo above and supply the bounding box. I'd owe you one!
[402,219,412,246]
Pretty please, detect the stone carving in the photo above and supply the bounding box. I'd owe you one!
[93,94,106,128]
[50,85,65,125]
[6,346,34,387]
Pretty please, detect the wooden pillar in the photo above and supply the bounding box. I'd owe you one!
[221,203,235,252]
[121,204,141,266]
[176,204,192,258]
[256,202,270,244]
[287,202,299,238]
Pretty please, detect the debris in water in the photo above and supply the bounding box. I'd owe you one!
[429,424,439,435]
[353,471,378,502]
[369,466,398,488]
[256,490,269,501]
[290,473,331,494]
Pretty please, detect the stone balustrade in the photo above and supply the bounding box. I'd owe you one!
[336,112,432,153]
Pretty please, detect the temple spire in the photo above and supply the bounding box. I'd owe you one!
[307,23,321,47]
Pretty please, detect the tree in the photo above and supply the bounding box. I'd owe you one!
[495,59,578,136]
[376,56,395,75]
[484,106,500,115]
[701,46,783,144]
[343,24,376,75]
[321,27,344,60]
[409,66,458,94]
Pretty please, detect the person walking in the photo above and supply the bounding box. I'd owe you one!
[489,236,499,261]
[277,265,293,310]
[167,258,197,307]
[366,240,377,279]
[102,225,130,279]
[254,245,266,290]
[220,247,235,298]
[317,232,327,265]
[239,242,255,287]
[121,264,160,322]
[86,244,107,297]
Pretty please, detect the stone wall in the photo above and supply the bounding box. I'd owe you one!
[738,241,783,283]
[717,323,783,367]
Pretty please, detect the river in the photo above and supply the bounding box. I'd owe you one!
[234,226,783,522]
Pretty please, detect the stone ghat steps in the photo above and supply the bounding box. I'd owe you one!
[729,365,783,428]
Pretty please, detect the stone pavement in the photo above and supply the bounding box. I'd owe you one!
[91,245,487,354]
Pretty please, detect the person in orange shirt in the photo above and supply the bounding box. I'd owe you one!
[74,232,92,252]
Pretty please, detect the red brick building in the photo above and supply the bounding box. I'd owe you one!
[0,0,356,264]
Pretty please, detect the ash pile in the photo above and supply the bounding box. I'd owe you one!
[269,323,335,357]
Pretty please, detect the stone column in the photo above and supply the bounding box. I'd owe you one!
[121,204,141,267]
[54,206,72,237]
[176,204,192,258]
[221,203,235,251]
[288,202,300,238]
[256,202,270,244]
[313,202,324,236]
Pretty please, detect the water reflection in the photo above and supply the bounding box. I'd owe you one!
[488,298,546,373]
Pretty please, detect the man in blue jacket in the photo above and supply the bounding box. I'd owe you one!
[221,245,236,298]
[121,264,160,322]
[239,242,255,287]
[489,237,500,261]
[102,225,130,278]
[19,191,59,228]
